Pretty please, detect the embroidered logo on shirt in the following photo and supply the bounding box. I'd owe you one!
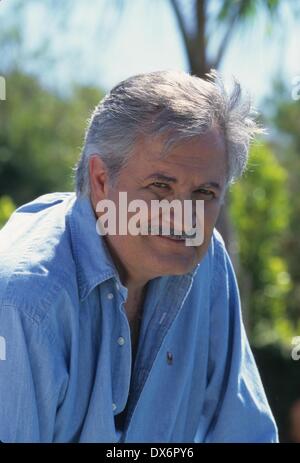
[0,336,6,361]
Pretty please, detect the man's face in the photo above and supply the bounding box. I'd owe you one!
[91,128,227,283]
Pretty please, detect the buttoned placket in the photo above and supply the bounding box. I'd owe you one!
[119,271,196,442]
[106,279,132,418]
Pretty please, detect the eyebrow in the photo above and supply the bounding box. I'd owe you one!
[144,172,221,191]
[145,172,177,183]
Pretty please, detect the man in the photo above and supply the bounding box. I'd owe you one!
[0,70,278,443]
[289,399,300,442]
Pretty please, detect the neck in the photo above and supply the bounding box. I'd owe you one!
[103,236,150,293]
[122,277,148,326]
[126,278,147,299]
[101,237,151,319]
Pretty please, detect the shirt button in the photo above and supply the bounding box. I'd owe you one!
[117,336,125,346]
[107,293,114,300]
[115,282,120,291]
[112,403,117,411]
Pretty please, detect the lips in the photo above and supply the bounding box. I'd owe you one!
[146,225,196,240]
[155,235,187,245]
[162,234,186,241]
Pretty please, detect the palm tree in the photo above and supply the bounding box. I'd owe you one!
[169,0,287,250]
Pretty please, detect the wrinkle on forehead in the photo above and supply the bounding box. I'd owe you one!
[138,129,226,161]
[139,130,227,185]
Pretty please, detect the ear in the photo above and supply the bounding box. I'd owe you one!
[89,155,109,206]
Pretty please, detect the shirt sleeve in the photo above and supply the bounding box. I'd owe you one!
[194,233,279,443]
[0,304,67,443]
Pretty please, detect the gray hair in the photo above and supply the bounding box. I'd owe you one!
[75,69,262,196]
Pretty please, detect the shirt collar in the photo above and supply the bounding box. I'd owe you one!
[68,194,201,302]
[68,194,126,301]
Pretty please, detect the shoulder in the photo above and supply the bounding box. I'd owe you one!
[210,228,235,283]
[0,193,78,325]
[207,229,242,331]
[190,228,236,311]
[210,228,227,261]
[195,228,240,312]
[196,228,231,284]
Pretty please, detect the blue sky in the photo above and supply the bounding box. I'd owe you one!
[0,0,299,108]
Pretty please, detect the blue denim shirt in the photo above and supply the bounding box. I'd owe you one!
[0,192,278,443]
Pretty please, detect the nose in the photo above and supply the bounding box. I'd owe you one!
[158,196,198,235]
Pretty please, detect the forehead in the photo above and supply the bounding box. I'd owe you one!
[129,129,227,183]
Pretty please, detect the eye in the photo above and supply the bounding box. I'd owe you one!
[151,182,170,190]
[194,189,216,200]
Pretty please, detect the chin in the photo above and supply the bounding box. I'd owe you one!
[148,251,198,277]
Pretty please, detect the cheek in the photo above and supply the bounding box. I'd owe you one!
[204,202,222,228]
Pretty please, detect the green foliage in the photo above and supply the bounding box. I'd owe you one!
[0,195,15,229]
[217,0,281,22]
[229,142,297,346]
[0,70,103,206]
[269,88,300,329]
